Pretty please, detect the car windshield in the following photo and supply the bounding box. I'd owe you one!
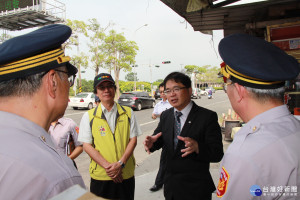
[120,93,135,98]
[75,93,89,98]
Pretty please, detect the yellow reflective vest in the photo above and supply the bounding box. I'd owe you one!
[88,103,135,180]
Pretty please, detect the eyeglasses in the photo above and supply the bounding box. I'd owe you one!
[55,69,76,87]
[97,84,115,91]
[224,79,234,92]
[225,79,233,86]
[164,87,187,95]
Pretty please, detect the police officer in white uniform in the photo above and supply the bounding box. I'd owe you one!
[217,34,300,199]
[0,24,85,199]
[49,117,83,163]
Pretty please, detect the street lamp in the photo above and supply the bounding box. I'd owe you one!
[132,24,148,92]
[134,24,148,34]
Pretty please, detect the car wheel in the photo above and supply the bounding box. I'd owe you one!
[136,103,142,111]
[151,101,155,108]
[204,92,208,96]
[73,107,78,110]
[87,103,93,110]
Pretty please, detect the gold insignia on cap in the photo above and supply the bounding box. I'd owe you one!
[252,126,257,131]
[57,55,70,64]
[220,65,230,79]
[0,48,65,75]
[225,65,283,85]
[41,136,46,142]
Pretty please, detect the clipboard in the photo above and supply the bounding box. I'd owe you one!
[66,134,75,156]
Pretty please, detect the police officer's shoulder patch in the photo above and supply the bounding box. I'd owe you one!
[217,166,230,197]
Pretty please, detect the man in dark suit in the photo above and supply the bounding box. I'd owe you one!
[144,72,224,200]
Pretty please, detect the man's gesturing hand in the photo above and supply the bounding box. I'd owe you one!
[143,132,162,154]
[177,136,199,157]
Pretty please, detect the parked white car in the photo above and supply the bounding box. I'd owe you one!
[191,88,201,99]
[199,89,208,96]
[69,92,95,110]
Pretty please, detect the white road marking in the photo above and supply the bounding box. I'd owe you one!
[64,99,229,126]
[64,111,157,127]
[140,120,158,127]
[205,100,229,107]
[64,112,85,116]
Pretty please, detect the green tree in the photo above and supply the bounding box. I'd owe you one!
[119,81,134,93]
[203,66,223,83]
[136,82,151,92]
[184,65,198,76]
[81,79,94,92]
[65,19,88,89]
[0,33,12,43]
[125,72,138,81]
[184,65,208,87]
[104,30,138,98]
[87,18,111,76]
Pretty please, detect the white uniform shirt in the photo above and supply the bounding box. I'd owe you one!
[0,111,85,200]
[48,117,82,155]
[152,99,172,115]
[217,105,300,199]
[78,102,142,144]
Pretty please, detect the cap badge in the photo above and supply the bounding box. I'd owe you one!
[98,75,110,80]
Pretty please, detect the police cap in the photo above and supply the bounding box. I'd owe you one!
[0,24,77,82]
[219,33,300,89]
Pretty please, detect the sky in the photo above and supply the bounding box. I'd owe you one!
[7,0,264,82]
[60,0,225,82]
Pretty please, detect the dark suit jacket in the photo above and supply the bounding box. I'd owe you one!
[150,101,224,200]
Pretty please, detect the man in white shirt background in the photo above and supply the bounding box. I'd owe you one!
[152,83,172,120]
[150,82,172,192]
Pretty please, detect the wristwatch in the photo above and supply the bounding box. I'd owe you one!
[118,160,125,168]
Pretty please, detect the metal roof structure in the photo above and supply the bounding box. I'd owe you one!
[0,0,65,31]
[160,0,300,37]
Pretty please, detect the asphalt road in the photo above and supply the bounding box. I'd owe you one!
[64,90,233,191]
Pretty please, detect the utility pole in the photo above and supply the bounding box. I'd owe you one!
[132,65,138,91]
[73,34,82,92]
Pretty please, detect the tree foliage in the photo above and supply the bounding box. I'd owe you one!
[81,79,94,92]
[65,19,88,48]
[87,18,109,76]
[0,33,12,43]
[65,18,222,97]
[104,29,138,98]
[125,72,138,81]
[184,64,222,87]
[65,19,88,88]
[119,81,151,93]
